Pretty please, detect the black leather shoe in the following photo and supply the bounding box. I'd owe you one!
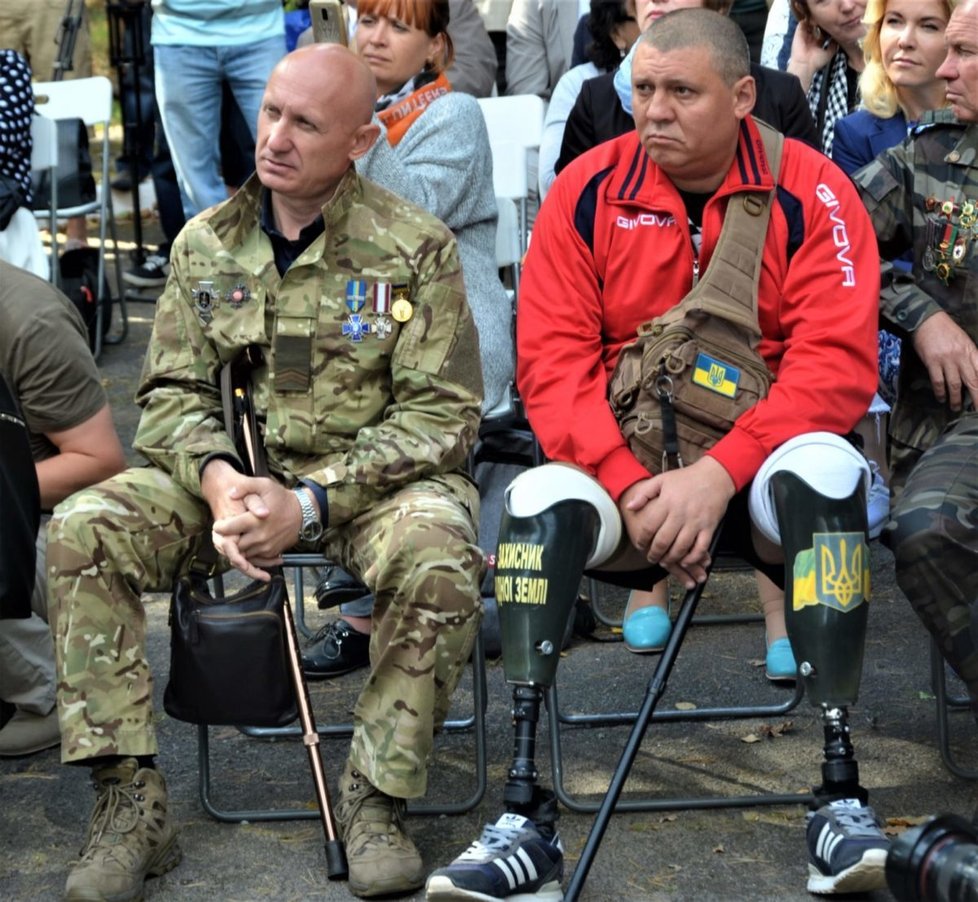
[302,619,370,679]
[314,564,371,609]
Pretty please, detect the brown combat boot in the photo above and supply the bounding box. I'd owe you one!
[336,759,425,898]
[65,758,181,901]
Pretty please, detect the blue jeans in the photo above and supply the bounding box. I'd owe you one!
[154,36,285,218]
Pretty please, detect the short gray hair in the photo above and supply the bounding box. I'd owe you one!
[639,8,750,86]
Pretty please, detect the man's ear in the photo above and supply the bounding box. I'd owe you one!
[732,75,756,121]
[349,122,381,160]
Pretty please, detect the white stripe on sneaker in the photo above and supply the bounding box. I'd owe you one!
[494,857,518,889]
[516,847,539,880]
[492,850,539,890]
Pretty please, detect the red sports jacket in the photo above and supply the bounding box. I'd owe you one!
[517,117,880,501]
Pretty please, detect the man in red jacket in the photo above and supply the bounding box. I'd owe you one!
[427,9,888,901]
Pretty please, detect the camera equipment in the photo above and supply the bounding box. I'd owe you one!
[106,2,151,266]
[886,813,978,901]
[52,0,85,80]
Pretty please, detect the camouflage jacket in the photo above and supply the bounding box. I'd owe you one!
[854,110,978,459]
[133,169,484,528]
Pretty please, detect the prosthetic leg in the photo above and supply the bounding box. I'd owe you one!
[751,432,873,806]
[494,464,621,829]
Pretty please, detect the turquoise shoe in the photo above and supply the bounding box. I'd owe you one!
[765,637,797,682]
[622,606,672,654]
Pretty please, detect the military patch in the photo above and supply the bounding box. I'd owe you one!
[373,282,391,314]
[225,283,251,309]
[346,279,367,313]
[192,280,218,323]
[374,316,393,340]
[342,314,371,342]
[692,353,739,398]
[392,298,413,323]
[791,532,870,613]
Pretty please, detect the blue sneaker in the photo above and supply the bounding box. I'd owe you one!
[622,605,672,653]
[765,637,797,682]
[425,812,563,901]
[806,799,889,894]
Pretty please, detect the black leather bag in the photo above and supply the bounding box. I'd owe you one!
[163,566,298,727]
[163,345,297,727]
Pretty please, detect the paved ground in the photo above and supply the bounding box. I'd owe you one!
[2,207,977,901]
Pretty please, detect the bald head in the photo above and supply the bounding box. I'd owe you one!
[273,44,378,128]
[255,43,381,224]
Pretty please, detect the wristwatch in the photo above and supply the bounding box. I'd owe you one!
[293,487,323,543]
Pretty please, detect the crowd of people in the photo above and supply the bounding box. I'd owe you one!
[1,1,976,901]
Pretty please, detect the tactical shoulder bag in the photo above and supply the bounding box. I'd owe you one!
[608,121,783,474]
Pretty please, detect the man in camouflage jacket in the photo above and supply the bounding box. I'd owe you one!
[854,0,978,719]
[46,45,484,901]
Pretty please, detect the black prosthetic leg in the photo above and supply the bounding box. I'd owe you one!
[771,470,871,806]
[495,497,603,834]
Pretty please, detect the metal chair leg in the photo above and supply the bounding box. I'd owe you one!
[931,639,978,780]
[562,550,812,901]
[197,629,487,819]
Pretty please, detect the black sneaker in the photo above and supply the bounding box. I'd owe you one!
[123,254,170,288]
[806,798,889,894]
[301,619,370,679]
[425,812,563,901]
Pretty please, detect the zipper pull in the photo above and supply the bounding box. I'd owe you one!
[691,258,700,288]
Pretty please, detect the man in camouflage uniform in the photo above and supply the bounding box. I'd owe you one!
[854,0,978,718]
[46,44,485,901]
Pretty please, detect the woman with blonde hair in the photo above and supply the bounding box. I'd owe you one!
[834,0,954,172]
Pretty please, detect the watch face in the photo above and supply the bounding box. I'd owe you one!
[300,520,323,543]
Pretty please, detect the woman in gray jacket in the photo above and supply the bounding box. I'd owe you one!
[355,0,513,416]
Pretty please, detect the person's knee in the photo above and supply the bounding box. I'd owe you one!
[380,522,483,620]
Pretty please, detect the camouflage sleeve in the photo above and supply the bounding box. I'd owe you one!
[854,140,948,337]
[301,235,483,528]
[132,232,242,497]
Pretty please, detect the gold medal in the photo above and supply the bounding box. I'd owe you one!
[392,297,413,323]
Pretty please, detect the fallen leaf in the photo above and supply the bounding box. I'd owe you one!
[674,701,697,711]
[713,844,725,854]
[884,815,932,836]
[742,721,795,743]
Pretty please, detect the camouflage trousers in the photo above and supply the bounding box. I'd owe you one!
[46,466,483,798]
[884,412,978,709]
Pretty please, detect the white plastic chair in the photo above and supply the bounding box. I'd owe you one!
[32,76,127,357]
[488,138,529,264]
[29,113,60,284]
[478,95,547,253]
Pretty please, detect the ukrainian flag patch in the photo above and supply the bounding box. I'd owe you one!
[692,353,740,398]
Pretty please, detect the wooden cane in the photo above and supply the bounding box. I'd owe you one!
[281,586,348,879]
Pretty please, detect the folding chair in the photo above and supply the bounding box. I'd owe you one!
[196,553,488,822]
[31,76,128,357]
[561,536,811,900]
[29,113,59,284]
[931,639,978,779]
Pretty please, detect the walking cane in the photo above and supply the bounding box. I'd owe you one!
[223,347,347,878]
[281,585,348,879]
[563,527,724,901]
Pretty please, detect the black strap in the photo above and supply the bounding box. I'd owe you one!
[191,345,270,577]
